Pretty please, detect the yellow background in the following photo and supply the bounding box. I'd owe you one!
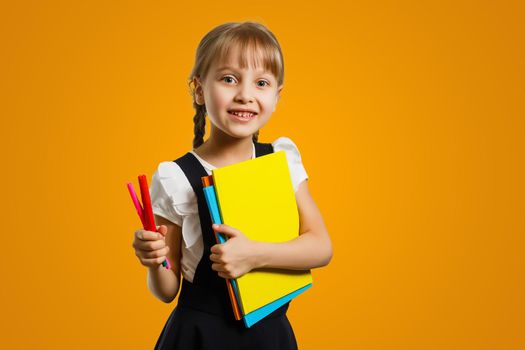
[1,1,523,349]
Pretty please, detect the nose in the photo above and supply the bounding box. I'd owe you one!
[233,81,255,104]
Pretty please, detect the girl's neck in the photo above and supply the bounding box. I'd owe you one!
[194,130,255,168]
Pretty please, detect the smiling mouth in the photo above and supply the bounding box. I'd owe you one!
[228,111,257,120]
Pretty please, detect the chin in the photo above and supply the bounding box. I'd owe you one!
[226,124,262,137]
[226,129,259,139]
[213,124,255,139]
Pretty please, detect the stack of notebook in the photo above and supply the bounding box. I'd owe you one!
[201,150,313,328]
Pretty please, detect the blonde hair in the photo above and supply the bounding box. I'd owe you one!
[188,21,285,149]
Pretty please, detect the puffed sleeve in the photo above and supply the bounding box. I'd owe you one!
[149,161,202,249]
[149,162,184,227]
[272,137,309,192]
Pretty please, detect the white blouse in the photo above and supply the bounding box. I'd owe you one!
[149,136,308,283]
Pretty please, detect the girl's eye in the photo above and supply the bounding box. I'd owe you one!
[221,76,270,87]
[222,76,236,84]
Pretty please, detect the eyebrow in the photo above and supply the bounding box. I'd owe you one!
[216,66,271,75]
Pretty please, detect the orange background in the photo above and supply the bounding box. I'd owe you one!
[1,1,524,349]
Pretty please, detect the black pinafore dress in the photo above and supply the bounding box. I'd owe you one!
[154,142,298,350]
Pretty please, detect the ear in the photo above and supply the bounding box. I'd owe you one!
[274,84,284,111]
[277,84,284,100]
[193,76,205,105]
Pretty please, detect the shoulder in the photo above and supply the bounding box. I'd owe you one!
[271,136,306,168]
[151,160,195,209]
[271,136,304,161]
[270,136,308,192]
[153,161,186,194]
[272,136,301,151]
[150,160,201,249]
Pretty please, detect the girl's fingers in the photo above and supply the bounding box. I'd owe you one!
[213,224,239,238]
[217,271,232,279]
[133,229,168,268]
[156,225,168,235]
[211,263,226,272]
[135,230,163,241]
[140,256,168,267]
[134,238,166,251]
[140,246,170,259]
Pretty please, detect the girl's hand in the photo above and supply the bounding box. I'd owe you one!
[132,225,170,268]
[210,224,258,279]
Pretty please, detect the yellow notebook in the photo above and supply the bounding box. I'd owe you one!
[212,150,313,315]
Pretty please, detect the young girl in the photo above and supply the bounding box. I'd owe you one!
[132,21,333,350]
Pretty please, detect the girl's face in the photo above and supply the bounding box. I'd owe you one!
[193,46,283,141]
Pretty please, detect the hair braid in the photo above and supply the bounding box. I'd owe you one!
[192,102,207,149]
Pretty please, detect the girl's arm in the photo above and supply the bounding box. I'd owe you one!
[147,215,183,303]
[212,179,333,275]
[252,179,333,270]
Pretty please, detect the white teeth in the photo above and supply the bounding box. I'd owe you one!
[231,111,255,118]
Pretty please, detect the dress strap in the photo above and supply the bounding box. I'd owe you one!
[172,141,289,321]
[254,141,274,157]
